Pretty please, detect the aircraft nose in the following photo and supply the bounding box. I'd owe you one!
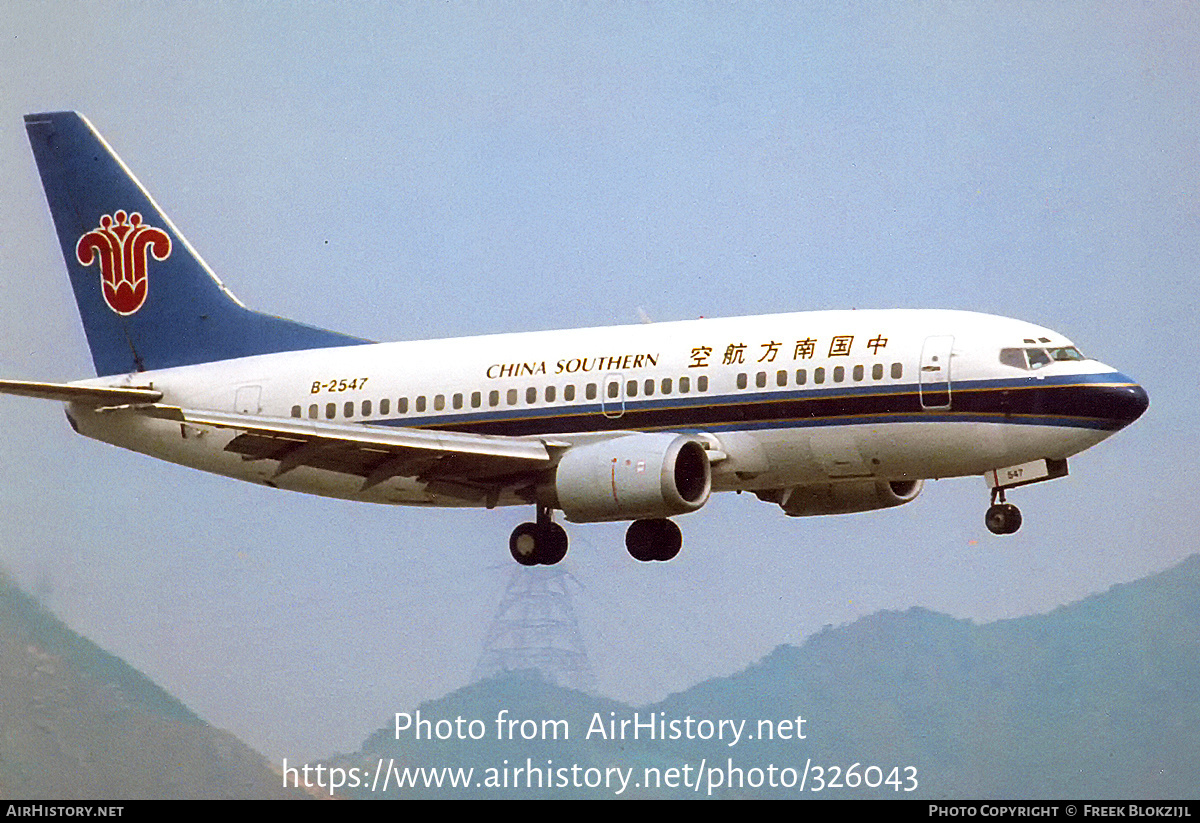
[1091,374,1149,430]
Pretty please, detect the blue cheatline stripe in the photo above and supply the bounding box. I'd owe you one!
[311,374,1144,437]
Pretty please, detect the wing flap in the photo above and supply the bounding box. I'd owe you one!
[143,406,553,485]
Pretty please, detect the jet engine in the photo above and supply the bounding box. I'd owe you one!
[756,479,923,517]
[554,433,712,522]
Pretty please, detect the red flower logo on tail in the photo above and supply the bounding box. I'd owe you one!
[76,211,172,315]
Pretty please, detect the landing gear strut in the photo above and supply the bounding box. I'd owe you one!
[508,510,687,564]
[509,504,568,566]
[625,518,682,562]
[985,488,1022,535]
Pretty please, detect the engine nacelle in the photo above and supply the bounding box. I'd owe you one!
[756,479,923,517]
[554,433,712,523]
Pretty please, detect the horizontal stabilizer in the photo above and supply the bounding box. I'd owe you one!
[0,379,162,405]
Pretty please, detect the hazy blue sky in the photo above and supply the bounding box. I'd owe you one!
[0,2,1195,761]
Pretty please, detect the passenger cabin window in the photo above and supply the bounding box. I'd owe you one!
[344,401,354,418]
[661,378,672,394]
[814,367,826,384]
[308,404,318,419]
[777,370,787,387]
[291,405,301,418]
[872,364,883,380]
[679,376,690,393]
[756,372,767,388]
[416,396,426,412]
[853,365,864,381]
[380,399,390,415]
[737,373,748,390]
[545,386,556,402]
[833,366,844,382]
[507,389,518,405]
[490,390,500,407]
[586,383,597,400]
[526,387,537,404]
[891,363,903,379]
[565,385,576,401]
[398,397,408,414]
[697,375,708,392]
[362,400,372,416]
[453,393,463,410]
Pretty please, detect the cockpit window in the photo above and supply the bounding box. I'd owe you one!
[999,348,1027,369]
[1027,348,1051,369]
[999,345,1086,370]
[1048,346,1085,362]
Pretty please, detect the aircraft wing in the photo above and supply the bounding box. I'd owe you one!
[143,405,557,502]
[0,379,163,405]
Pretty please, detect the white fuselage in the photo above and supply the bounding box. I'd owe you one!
[67,308,1136,510]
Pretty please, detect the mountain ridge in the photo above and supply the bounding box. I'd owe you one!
[338,554,1199,798]
[0,568,296,799]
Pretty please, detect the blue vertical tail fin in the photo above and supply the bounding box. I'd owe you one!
[24,112,370,376]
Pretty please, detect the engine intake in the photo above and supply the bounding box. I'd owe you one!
[554,433,712,522]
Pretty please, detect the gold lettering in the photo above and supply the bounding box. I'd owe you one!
[496,353,659,379]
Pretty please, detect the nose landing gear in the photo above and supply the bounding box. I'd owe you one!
[985,488,1022,535]
[982,458,1069,536]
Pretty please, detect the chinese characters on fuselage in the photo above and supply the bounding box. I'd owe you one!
[690,334,889,368]
[482,334,892,379]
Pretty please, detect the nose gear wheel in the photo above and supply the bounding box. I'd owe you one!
[985,488,1022,535]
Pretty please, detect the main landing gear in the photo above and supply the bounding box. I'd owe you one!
[509,504,568,567]
[985,487,1022,535]
[625,518,682,562]
[508,508,685,565]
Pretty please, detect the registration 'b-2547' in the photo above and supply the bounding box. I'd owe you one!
[5,113,1149,565]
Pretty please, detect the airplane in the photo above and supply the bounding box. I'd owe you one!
[5,112,1149,566]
